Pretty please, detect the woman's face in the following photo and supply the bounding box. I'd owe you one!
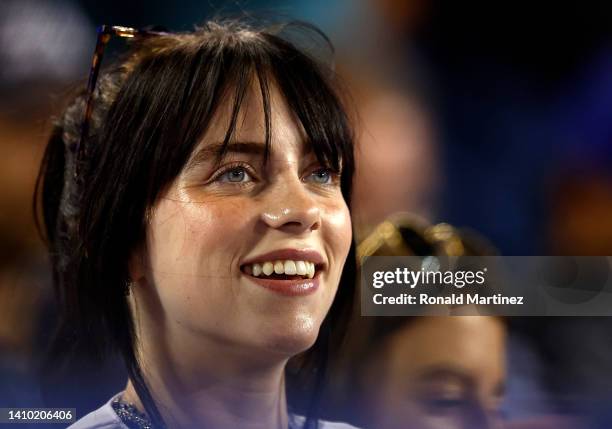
[362,317,506,429]
[132,82,352,360]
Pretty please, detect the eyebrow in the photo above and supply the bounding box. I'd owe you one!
[185,138,330,172]
[414,366,473,385]
[185,141,267,170]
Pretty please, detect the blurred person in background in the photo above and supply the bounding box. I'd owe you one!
[319,210,586,429]
[346,316,582,429]
[326,315,507,429]
[317,207,508,429]
[348,75,440,243]
[329,1,441,243]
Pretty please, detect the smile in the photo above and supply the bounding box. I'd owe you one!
[240,249,325,296]
[243,260,316,279]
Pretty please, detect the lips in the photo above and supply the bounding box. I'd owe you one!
[240,249,325,296]
[241,249,325,268]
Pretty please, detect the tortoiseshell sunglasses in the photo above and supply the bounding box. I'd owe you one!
[74,25,167,179]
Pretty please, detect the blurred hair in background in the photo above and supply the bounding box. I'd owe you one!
[0,1,611,428]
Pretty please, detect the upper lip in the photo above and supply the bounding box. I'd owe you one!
[241,248,326,269]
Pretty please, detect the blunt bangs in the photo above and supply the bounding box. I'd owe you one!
[119,22,355,210]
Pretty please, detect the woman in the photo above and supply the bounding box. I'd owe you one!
[35,20,358,429]
[346,316,506,429]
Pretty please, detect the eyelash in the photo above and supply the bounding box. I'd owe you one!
[305,167,340,185]
[208,163,340,187]
[210,162,256,185]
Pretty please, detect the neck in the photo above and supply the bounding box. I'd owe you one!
[123,301,290,429]
[123,372,289,429]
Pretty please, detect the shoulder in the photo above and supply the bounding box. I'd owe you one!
[67,392,127,429]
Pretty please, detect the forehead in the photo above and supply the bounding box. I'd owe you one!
[382,317,506,386]
[198,77,307,154]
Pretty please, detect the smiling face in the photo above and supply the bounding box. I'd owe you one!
[130,79,352,360]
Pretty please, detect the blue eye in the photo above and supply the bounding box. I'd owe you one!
[307,168,334,184]
[217,166,251,183]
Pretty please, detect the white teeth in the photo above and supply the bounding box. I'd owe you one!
[296,261,307,276]
[252,263,262,277]
[284,260,297,275]
[262,262,274,276]
[245,260,318,278]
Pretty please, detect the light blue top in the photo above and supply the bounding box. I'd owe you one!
[67,392,360,429]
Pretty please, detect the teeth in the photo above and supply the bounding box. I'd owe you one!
[252,264,262,277]
[308,262,315,278]
[284,260,297,275]
[296,261,307,276]
[262,262,274,276]
[247,260,316,279]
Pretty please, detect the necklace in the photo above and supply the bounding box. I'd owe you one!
[112,398,158,429]
[111,397,302,429]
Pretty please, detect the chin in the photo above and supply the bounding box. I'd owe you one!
[258,313,322,357]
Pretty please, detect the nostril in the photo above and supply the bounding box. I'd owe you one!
[260,206,321,232]
[285,221,303,228]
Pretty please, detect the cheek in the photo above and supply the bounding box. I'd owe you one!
[326,200,353,265]
[149,198,251,265]
[145,198,255,314]
[321,199,352,308]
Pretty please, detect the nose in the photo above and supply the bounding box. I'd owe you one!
[260,179,321,234]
